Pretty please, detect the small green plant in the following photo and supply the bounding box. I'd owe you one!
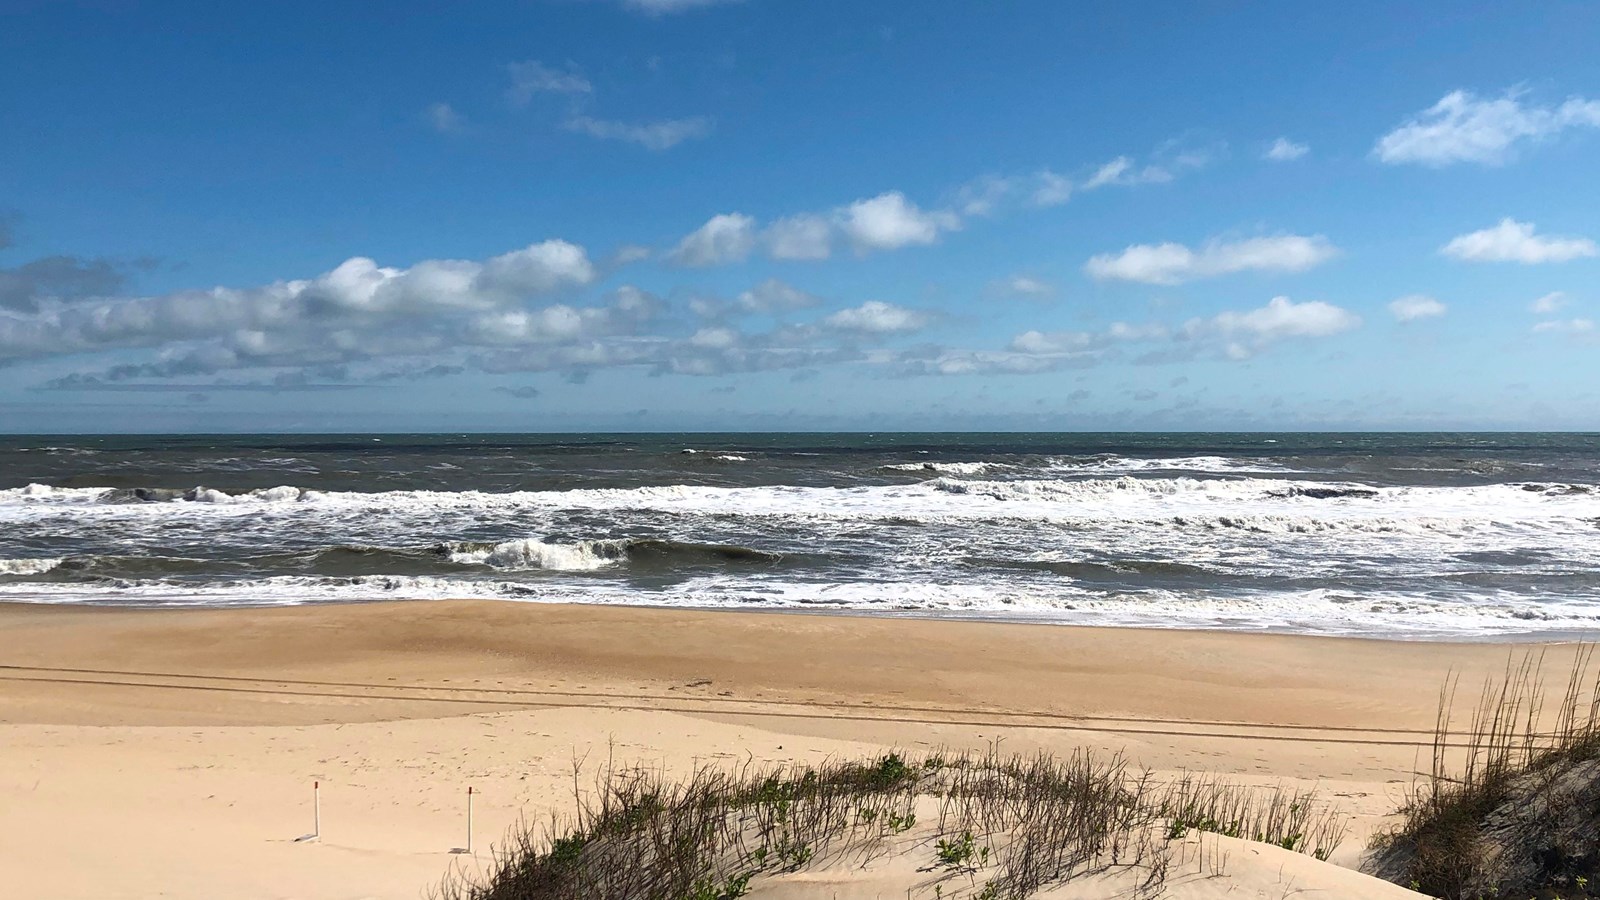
[936,830,980,869]
[870,753,912,787]
[547,832,588,866]
[771,832,813,869]
[684,871,753,900]
[887,810,916,833]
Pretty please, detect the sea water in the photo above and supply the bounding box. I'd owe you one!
[2,432,1598,638]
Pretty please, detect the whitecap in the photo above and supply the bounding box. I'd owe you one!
[0,557,63,575]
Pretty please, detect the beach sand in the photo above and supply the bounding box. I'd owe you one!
[0,600,1582,898]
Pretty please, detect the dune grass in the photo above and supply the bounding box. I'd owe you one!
[1373,647,1600,899]
[432,746,1346,900]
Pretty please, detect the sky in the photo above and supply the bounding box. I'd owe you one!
[1,0,1598,432]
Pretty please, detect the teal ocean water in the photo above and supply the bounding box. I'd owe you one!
[3,432,1599,638]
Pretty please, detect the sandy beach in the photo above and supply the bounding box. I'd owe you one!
[0,599,1586,898]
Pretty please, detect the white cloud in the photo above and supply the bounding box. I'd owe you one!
[506,58,709,152]
[1082,156,1172,189]
[607,244,654,267]
[1532,318,1595,335]
[909,297,1352,376]
[667,213,757,267]
[824,300,932,334]
[1031,171,1073,206]
[954,175,1014,217]
[955,170,1072,217]
[1388,294,1447,321]
[1531,291,1567,314]
[1374,89,1600,166]
[1009,330,1094,354]
[469,305,602,344]
[836,192,959,253]
[989,275,1055,300]
[1079,141,1219,191]
[621,0,742,13]
[1085,234,1339,285]
[667,191,958,267]
[1199,296,1359,340]
[953,141,1215,218]
[688,326,741,349]
[1186,296,1360,358]
[0,240,600,371]
[425,102,464,133]
[737,278,821,313]
[763,214,833,260]
[564,115,711,150]
[506,61,592,105]
[479,242,598,297]
[1264,137,1308,161]
[1441,219,1598,264]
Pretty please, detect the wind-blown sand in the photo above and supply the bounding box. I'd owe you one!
[0,600,1585,898]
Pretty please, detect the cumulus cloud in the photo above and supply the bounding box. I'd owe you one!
[1441,219,1598,264]
[737,278,821,313]
[0,240,599,374]
[564,115,712,150]
[495,385,542,399]
[1199,296,1358,340]
[1531,291,1567,314]
[670,138,1215,269]
[1374,89,1600,166]
[1185,296,1360,359]
[425,102,464,133]
[606,244,654,267]
[1264,137,1308,161]
[837,192,959,254]
[672,191,958,266]
[1085,234,1339,285]
[1008,330,1095,354]
[506,61,593,104]
[763,214,833,260]
[1388,294,1447,321]
[824,300,933,334]
[667,213,757,267]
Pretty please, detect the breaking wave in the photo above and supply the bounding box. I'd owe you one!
[0,557,63,575]
[445,537,782,572]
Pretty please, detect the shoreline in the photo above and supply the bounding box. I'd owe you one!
[4,594,1597,644]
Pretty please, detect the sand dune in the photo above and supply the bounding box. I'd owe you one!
[1,600,1583,898]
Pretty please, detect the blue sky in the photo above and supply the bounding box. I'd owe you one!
[1,0,1597,432]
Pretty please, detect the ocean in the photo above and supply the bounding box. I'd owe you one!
[2,432,1598,639]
